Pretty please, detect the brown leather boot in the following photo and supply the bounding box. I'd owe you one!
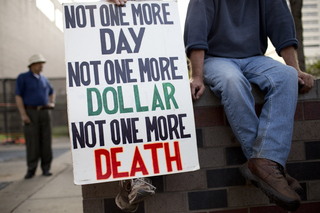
[239,158,300,211]
[285,171,304,195]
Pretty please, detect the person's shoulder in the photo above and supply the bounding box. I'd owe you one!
[17,71,31,78]
[40,73,49,79]
[40,74,51,83]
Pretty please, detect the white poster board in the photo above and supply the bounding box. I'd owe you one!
[63,0,199,185]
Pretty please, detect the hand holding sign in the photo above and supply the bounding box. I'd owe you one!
[107,0,127,6]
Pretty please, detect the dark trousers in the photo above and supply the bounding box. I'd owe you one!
[24,109,52,173]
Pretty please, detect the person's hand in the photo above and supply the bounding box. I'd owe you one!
[190,77,205,101]
[298,71,314,93]
[107,0,127,6]
[47,102,55,109]
[21,114,31,124]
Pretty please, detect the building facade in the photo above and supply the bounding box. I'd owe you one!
[303,0,320,60]
[0,0,66,79]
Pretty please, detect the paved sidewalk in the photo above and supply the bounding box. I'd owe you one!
[0,137,83,213]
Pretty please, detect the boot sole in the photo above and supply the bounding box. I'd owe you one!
[239,164,300,211]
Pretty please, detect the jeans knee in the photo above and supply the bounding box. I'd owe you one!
[272,66,299,98]
[210,74,251,101]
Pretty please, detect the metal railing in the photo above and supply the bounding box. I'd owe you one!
[0,78,68,143]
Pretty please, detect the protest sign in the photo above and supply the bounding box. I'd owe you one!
[63,0,199,185]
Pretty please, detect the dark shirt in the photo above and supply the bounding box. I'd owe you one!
[184,0,299,59]
[15,70,54,106]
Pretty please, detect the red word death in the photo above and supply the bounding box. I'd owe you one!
[95,141,182,180]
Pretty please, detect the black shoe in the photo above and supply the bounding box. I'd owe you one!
[24,171,35,179]
[42,171,52,176]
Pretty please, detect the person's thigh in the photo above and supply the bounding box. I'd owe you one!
[203,57,250,98]
[243,56,298,94]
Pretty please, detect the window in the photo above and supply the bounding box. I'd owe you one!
[304,44,320,47]
[304,28,319,32]
[303,4,318,8]
[303,20,319,25]
[303,12,318,17]
[304,36,320,40]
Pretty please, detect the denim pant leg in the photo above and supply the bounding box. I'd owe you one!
[203,57,259,160]
[243,56,298,166]
[203,56,298,166]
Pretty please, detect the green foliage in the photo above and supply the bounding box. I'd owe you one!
[0,134,7,141]
[52,126,69,137]
[306,56,320,79]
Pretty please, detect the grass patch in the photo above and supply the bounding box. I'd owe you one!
[0,126,69,141]
[0,133,24,144]
[52,126,69,137]
[0,134,7,141]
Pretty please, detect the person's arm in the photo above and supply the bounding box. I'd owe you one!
[15,95,31,124]
[47,93,56,109]
[189,49,206,101]
[280,45,314,93]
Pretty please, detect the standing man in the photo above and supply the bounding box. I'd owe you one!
[184,0,314,211]
[15,54,55,179]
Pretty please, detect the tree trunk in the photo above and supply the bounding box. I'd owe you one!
[289,0,306,71]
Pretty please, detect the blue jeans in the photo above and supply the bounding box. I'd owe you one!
[203,56,298,166]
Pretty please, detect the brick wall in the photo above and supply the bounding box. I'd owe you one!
[82,79,320,213]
